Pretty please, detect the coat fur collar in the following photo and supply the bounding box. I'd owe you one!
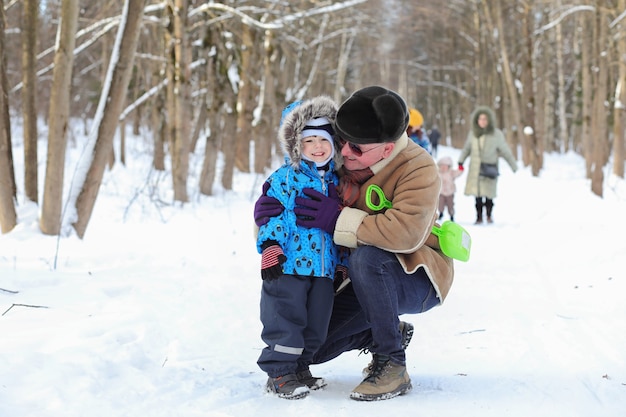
[279,96,338,169]
[470,106,497,138]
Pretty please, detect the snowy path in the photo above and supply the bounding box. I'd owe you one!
[1,149,625,417]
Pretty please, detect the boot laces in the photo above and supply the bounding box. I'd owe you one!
[364,354,390,382]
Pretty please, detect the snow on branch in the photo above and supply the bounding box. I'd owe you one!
[189,0,368,30]
[534,5,595,36]
[610,9,626,29]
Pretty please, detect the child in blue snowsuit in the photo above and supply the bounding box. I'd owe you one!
[256,96,345,400]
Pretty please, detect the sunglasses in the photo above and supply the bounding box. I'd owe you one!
[339,138,385,156]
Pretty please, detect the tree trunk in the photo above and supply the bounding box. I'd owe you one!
[165,0,190,203]
[73,0,146,238]
[120,119,126,166]
[581,12,593,176]
[152,91,166,171]
[482,0,526,163]
[151,6,167,173]
[235,23,252,173]
[521,3,542,176]
[212,25,238,191]
[21,0,39,203]
[555,0,569,153]
[252,29,273,175]
[40,0,79,236]
[199,29,218,196]
[199,98,217,196]
[590,3,609,197]
[220,87,239,191]
[0,0,16,233]
[334,30,355,104]
[613,0,626,179]
[189,103,207,154]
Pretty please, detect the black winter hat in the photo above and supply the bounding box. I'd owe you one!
[335,86,409,144]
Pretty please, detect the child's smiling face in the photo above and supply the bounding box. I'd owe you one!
[302,135,333,164]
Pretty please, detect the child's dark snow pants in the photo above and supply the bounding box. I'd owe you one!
[257,275,334,378]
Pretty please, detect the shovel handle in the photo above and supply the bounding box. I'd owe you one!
[431,225,443,237]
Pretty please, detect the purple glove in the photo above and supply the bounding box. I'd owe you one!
[254,182,284,227]
[294,185,342,235]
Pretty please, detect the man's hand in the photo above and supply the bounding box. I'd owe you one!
[294,186,342,235]
[254,182,284,227]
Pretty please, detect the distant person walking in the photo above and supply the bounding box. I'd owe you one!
[458,106,517,224]
[407,108,431,154]
[428,125,441,157]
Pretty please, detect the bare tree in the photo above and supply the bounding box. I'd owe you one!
[0,0,17,233]
[252,28,277,176]
[612,0,626,179]
[39,0,79,236]
[72,0,147,238]
[4,0,626,221]
[21,0,39,203]
[590,2,609,197]
[164,0,191,203]
[234,22,253,173]
[554,0,569,153]
[198,32,217,196]
[520,1,542,176]
[580,10,593,176]
[482,0,526,163]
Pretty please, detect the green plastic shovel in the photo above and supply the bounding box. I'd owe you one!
[431,221,472,262]
[365,185,472,262]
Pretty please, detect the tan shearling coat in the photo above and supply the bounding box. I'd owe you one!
[333,133,455,303]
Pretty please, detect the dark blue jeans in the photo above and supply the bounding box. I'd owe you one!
[312,246,440,366]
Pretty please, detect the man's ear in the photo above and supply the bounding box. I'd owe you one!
[382,142,395,158]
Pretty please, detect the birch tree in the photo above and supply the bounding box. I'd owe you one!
[73,0,147,238]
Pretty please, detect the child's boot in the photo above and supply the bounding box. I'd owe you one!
[266,374,310,399]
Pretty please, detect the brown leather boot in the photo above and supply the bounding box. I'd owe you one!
[351,354,411,401]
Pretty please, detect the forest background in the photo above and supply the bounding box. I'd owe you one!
[1,0,626,238]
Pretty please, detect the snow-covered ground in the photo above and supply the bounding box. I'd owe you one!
[1,131,625,416]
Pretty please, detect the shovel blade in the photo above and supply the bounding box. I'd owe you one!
[436,221,472,262]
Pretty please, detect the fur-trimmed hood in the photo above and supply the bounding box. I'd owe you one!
[279,96,338,169]
[470,106,497,138]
